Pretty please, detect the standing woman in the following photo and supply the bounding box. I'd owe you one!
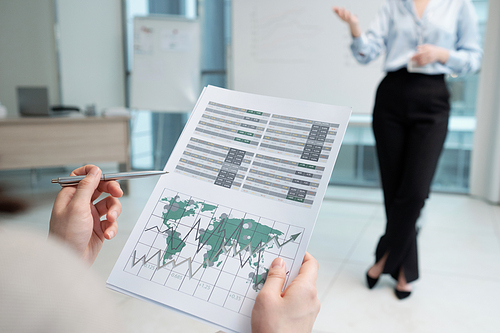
[333,0,482,299]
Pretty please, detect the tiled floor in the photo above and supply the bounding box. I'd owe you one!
[1,167,500,332]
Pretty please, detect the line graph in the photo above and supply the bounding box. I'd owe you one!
[132,223,300,284]
[123,188,305,315]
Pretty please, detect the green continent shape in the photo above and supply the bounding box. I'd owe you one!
[160,196,217,264]
[163,230,186,263]
[201,202,217,213]
[253,268,269,287]
[161,197,195,223]
[200,216,284,268]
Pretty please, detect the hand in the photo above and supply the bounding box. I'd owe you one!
[411,44,449,66]
[332,6,361,37]
[251,252,320,333]
[49,165,123,265]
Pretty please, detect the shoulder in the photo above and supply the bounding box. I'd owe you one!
[441,0,475,11]
[451,0,478,21]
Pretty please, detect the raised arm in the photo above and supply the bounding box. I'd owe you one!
[332,4,389,65]
[332,6,361,38]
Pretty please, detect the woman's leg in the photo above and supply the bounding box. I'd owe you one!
[396,267,412,292]
[369,71,410,279]
[382,73,449,284]
[367,252,388,279]
[370,70,450,287]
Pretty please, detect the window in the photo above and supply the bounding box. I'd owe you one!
[330,0,489,193]
[126,0,489,193]
[126,0,228,170]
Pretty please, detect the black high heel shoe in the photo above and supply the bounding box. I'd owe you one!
[394,288,411,300]
[366,271,379,289]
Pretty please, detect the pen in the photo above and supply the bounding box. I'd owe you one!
[51,170,168,187]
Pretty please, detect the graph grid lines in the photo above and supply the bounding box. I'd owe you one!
[123,188,304,316]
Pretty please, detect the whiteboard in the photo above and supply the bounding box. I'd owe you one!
[131,16,200,112]
[231,0,385,114]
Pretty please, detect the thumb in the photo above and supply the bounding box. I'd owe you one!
[72,167,102,204]
[261,257,287,294]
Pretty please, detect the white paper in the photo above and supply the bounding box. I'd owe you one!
[134,25,154,54]
[107,86,351,333]
[160,28,192,52]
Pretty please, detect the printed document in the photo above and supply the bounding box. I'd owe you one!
[107,86,351,332]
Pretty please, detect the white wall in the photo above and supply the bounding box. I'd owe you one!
[0,0,60,117]
[0,0,125,117]
[231,0,385,114]
[57,0,126,111]
[470,0,500,203]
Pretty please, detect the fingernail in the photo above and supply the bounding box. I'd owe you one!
[107,230,115,239]
[271,258,284,268]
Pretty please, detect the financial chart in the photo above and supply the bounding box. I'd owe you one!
[261,114,339,163]
[242,153,323,207]
[194,101,270,147]
[175,137,253,190]
[123,188,304,316]
[175,100,339,209]
[108,86,351,333]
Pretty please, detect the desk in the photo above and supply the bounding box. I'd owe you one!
[0,116,130,173]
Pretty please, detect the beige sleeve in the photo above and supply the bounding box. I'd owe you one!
[0,226,123,333]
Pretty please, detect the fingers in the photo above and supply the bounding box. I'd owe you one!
[69,165,123,199]
[51,186,77,212]
[95,195,121,239]
[53,165,99,209]
[98,180,123,198]
[94,195,122,222]
[70,164,98,177]
[100,219,118,240]
[91,180,123,202]
[416,44,432,53]
[412,53,427,66]
[297,252,319,283]
[332,6,352,23]
[412,45,436,66]
[333,6,346,20]
[260,257,287,295]
[71,166,102,206]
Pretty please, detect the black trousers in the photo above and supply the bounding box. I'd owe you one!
[372,68,450,283]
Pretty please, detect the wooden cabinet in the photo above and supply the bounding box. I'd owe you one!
[0,116,130,171]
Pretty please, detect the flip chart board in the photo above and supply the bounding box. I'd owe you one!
[131,15,200,112]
